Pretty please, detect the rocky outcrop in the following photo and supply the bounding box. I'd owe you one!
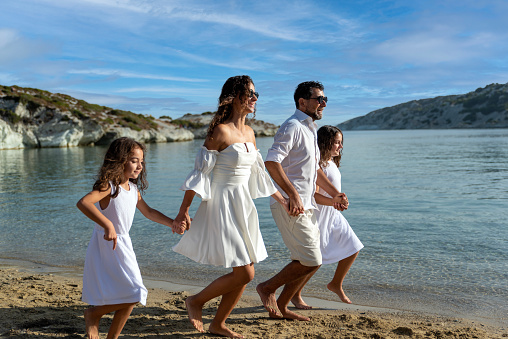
[0,85,194,149]
[173,112,279,139]
[338,83,508,130]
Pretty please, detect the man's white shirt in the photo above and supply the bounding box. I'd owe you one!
[266,109,320,210]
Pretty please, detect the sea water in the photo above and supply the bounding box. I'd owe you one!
[0,129,507,324]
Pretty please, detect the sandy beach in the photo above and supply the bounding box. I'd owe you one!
[0,261,506,339]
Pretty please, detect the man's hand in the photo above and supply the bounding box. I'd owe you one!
[289,195,305,216]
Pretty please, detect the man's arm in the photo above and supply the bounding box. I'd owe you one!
[265,161,304,216]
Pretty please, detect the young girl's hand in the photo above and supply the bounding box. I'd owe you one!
[104,226,118,250]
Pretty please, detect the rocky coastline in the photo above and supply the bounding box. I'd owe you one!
[0,86,278,150]
[338,82,508,130]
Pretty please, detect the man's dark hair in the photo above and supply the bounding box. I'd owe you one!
[293,81,324,108]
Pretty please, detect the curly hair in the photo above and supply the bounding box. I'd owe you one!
[317,125,343,168]
[293,81,324,108]
[206,75,256,139]
[93,137,148,198]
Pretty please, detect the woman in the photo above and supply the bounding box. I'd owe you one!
[173,75,289,338]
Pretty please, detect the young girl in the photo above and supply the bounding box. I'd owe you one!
[292,125,363,307]
[172,75,289,338]
[77,137,182,339]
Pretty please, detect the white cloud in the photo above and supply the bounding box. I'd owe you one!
[67,69,208,82]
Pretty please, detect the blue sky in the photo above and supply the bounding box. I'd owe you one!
[1,0,507,126]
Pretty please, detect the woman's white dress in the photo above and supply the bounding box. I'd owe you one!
[173,142,278,268]
[316,161,363,265]
[82,182,148,306]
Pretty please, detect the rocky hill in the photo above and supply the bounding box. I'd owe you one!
[172,112,279,139]
[0,85,195,149]
[338,83,508,130]
[0,85,278,150]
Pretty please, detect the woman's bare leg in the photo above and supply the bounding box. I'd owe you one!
[208,284,247,338]
[186,264,254,335]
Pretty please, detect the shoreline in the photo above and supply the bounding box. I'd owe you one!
[1,258,506,338]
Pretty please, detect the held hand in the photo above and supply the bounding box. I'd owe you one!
[175,211,191,231]
[281,198,291,215]
[171,219,186,235]
[289,195,305,216]
[332,193,349,211]
[103,226,118,250]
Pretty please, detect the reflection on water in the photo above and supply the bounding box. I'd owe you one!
[1,129,507,323]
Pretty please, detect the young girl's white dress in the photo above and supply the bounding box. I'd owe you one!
[316,161,363,264]
[82,182,147,306]
[173,142,277,268]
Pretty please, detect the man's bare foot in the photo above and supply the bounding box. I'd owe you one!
[327,283,352,304]
[185,296,204,332]
[256,283,282,318]
[291,295,313,310]
[278,306,310,321]
[209,323,244,338]
[84,308,100,339]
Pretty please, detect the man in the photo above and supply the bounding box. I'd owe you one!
[257,81,348,320]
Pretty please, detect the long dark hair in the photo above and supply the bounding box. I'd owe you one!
[93,137,148,198]
[317,125,343,168]
[206,75,255,139]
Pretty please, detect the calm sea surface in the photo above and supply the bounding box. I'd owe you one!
[0,129,507,324]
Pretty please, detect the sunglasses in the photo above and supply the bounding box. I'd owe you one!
[308,96,328,104]
[249,89,259,99]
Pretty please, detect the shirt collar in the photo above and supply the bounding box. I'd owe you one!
[295,109,318,130]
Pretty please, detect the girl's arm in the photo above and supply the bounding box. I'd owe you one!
[136,192,185,234]
[76,187,118,250]
[314,192,336,206]
[316,169,348,210]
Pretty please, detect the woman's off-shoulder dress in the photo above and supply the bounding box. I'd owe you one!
[173,142,278,268]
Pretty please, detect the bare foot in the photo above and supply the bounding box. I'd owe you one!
[209,323,244,338]
[185,296,204,332]
[278,305,310,321]
[327,283,352,304]
[256,283,282,318]
[84,308,100,339]
[291,296,312,310]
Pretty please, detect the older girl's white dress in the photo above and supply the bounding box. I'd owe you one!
[82,182,147,306]
[316,161,363,264]
[173,142,277,268]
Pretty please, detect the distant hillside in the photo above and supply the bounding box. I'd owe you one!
[0,85,279,149]
[338,83,508,130]
[0,85,195,149]
[173,112,279,139]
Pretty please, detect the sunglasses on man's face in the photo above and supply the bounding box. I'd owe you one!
[308,96,328,104]
[249,89,259,99]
